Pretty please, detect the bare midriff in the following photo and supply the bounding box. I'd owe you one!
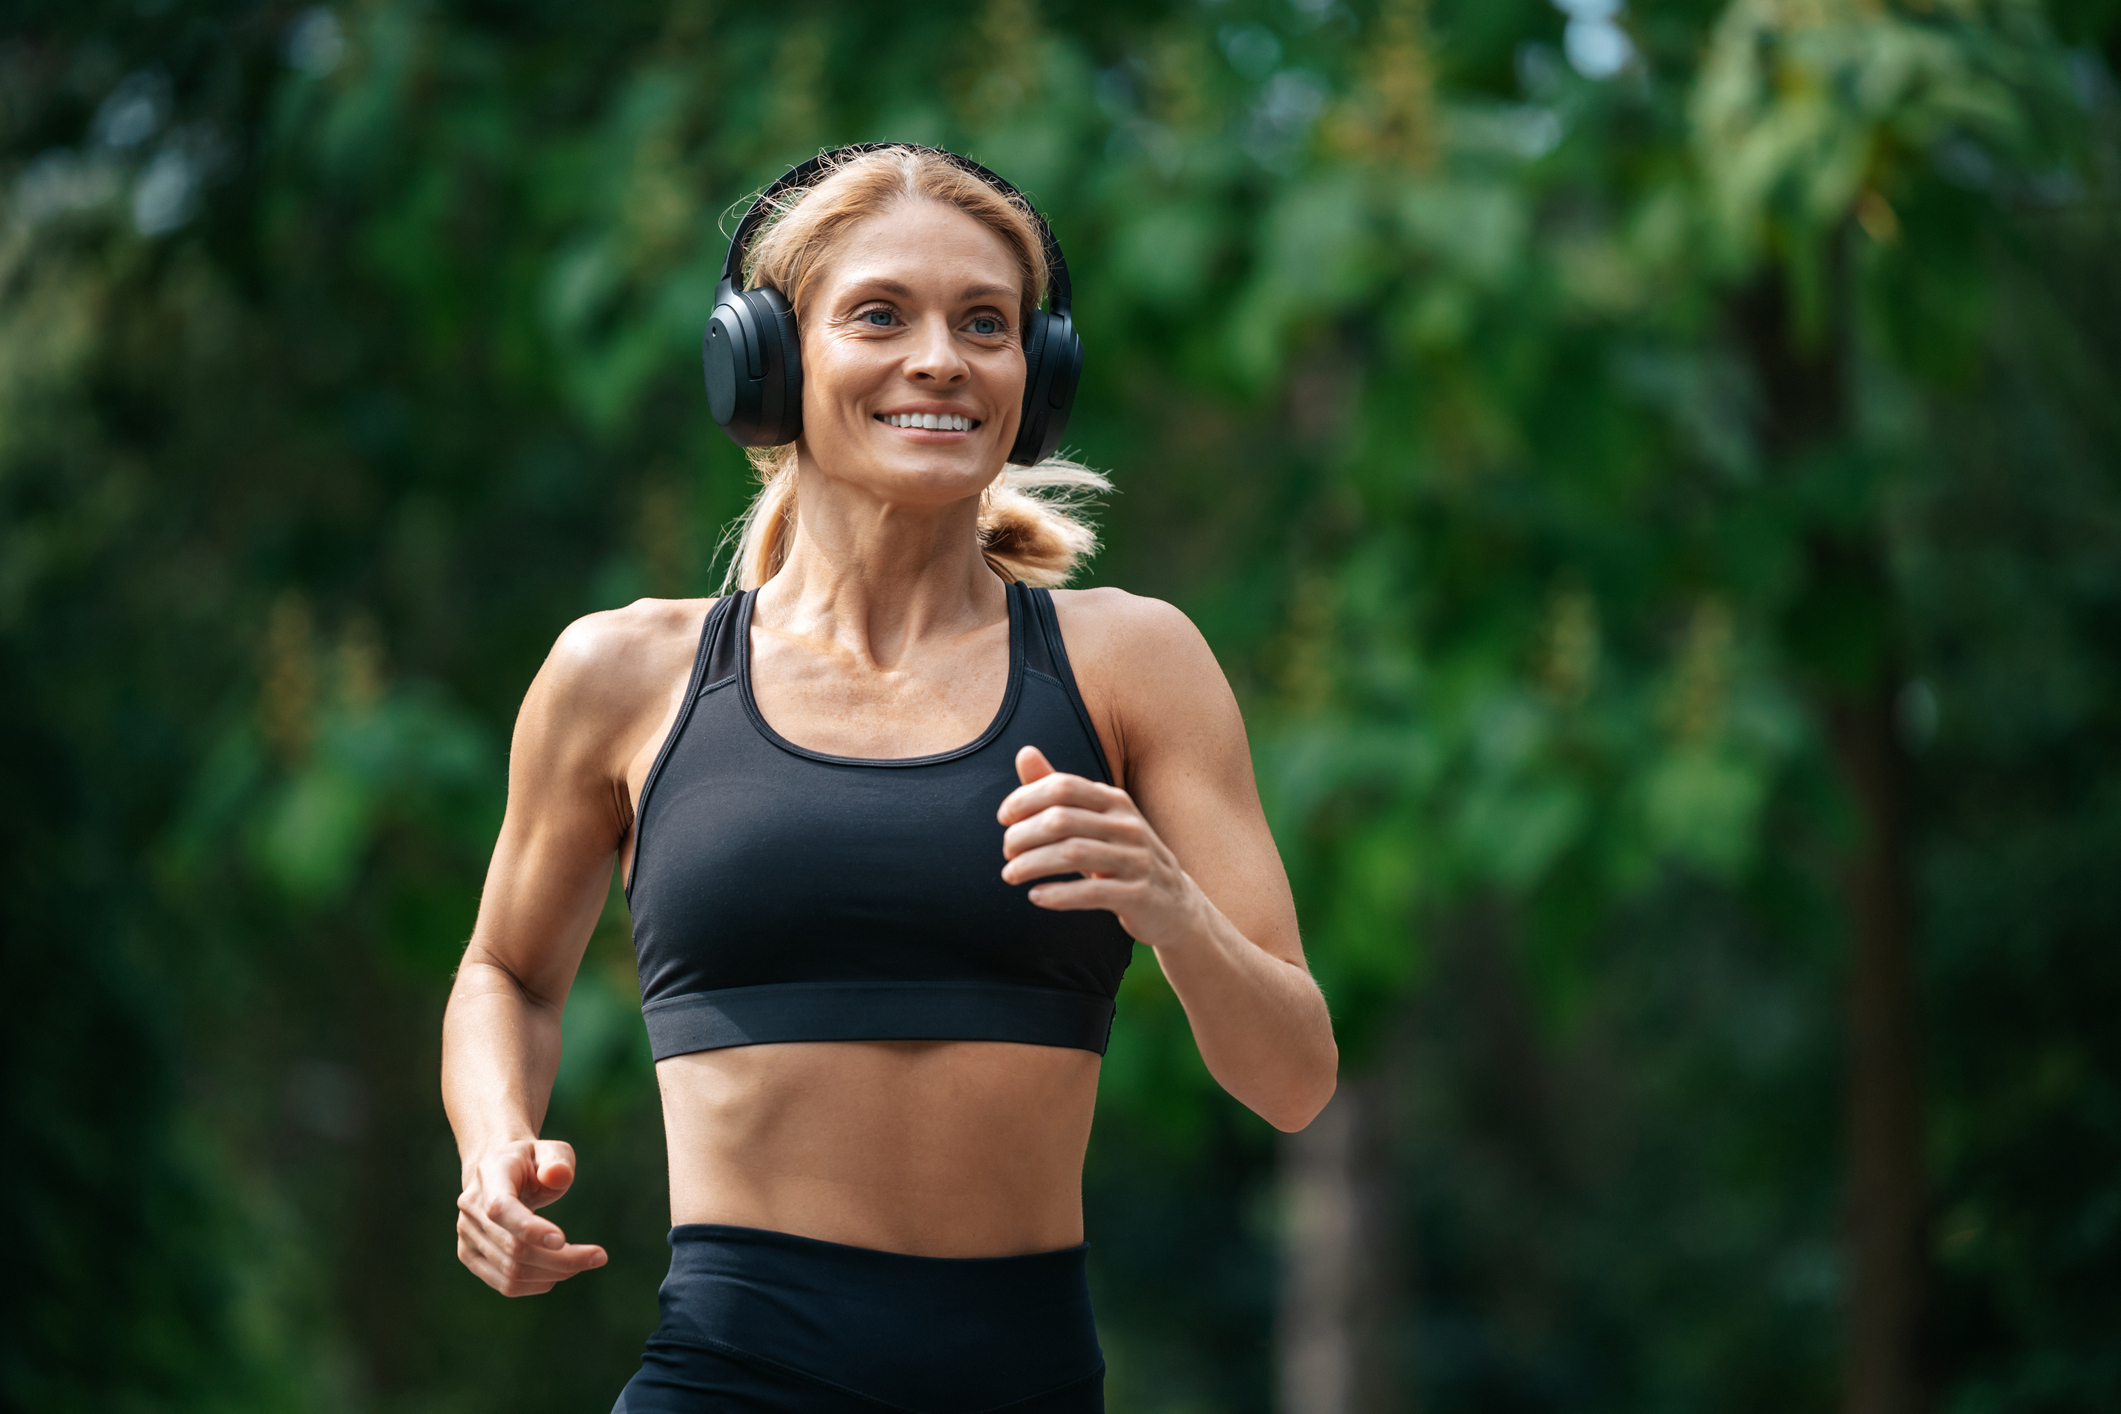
[655,1039,1101,1258]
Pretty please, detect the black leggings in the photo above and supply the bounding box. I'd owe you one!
[611,1224,1105,1414]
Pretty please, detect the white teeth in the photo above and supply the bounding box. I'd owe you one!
[884,413,974,430]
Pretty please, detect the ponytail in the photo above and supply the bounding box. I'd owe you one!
[723,448,802,592]
[975,460,1109,586]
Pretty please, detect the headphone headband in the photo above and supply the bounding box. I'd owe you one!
[718,142,1072,316]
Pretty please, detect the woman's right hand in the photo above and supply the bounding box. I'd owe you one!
[444,602,702,1295]
[455,1137,609,1296]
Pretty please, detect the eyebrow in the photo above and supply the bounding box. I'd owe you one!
[842,278,1019,303]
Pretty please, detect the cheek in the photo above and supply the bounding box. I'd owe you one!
[803,340,885,422]
[982,347,1029,403]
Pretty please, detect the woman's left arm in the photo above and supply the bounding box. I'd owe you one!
[998,590,1337,1132]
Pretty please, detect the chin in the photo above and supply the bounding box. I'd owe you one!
[846,454,1001,507]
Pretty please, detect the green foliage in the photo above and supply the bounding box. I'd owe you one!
[4,0,2118,1410]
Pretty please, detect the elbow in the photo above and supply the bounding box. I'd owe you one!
[452,951,566,1016]
[1260,1044,1340,1134]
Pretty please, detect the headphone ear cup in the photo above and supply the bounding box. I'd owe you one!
[750,287,803,446]
[704,300,749,432]
[1010,309,1082,466]
[704,283,804,447]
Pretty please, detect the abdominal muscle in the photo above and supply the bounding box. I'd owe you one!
[655,1038,1102,1258]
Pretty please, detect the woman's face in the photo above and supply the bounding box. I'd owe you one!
[795,198,1027,506]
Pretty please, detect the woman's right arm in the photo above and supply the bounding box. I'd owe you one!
[441,601,703,1297]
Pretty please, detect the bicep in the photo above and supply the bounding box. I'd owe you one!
[1117,617,1303,968]
[462,657,633,1007]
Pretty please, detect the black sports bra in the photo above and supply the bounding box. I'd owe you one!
[626,582,1135,1060]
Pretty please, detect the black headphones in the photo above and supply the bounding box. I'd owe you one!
[702,143,1082,467]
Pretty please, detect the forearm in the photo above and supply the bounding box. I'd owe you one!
[1152,890,1338,1132]
[442,958,567,1162]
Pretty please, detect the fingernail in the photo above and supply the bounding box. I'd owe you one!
[542,1233,563,1250]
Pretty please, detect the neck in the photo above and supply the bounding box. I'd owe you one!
[755,457,1006,667]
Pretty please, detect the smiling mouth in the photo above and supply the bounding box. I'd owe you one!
[877,412,979,431]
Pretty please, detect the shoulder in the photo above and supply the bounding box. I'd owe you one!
[1047,588,1243,776]
[543,596,714,700]
[547,596,713,680]
[520,597,717,749]
[1048,586,1224,689]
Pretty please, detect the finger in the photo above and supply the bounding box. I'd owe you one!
[532,1138,577,1196]
[460,1210,608,1281]
[1002,806,1146,860]
[998,770,1123,826]
[457,1213,547,1282]
[501,1240,608,1278]
[459,1215,554,1294]
[464,1207,608,1274]
[1002,839,1141,885]
[467,1187,608,1273]
[1000,749,1068,824]
[470,1182,568,1251]
[458,1228,595,1297]
[1027,877,1139,913]
[1015,744,1055,787]
[458,1193,553,1264]
[458,1228,552,1296]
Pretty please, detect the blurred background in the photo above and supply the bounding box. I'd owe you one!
[4,0,2118,1411]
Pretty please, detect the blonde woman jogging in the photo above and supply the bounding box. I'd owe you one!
[442,144,1336,1413]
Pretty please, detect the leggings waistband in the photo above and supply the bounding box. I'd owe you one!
[648,1224,1102,1414]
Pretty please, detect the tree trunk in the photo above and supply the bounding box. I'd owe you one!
[1737,249,1927,1414]
[1830,686,1926,1414]
[1278,1079,1396,1414]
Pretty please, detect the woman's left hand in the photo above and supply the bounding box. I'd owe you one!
[998,745,1206,951]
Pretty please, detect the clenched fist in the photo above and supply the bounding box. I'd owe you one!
[455,1137,607,1297]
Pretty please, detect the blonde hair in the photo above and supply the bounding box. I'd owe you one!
[718,147,1108,592]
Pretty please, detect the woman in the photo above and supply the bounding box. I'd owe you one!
[442,144,1337,1413]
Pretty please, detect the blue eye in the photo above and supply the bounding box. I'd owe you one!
[970,316,1001,336]
[863,309,894,327]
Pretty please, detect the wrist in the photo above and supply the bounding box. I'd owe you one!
[458,1130,538,1176]
[1145,875,1217,955]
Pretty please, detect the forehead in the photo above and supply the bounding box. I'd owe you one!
[817,198,1023,301]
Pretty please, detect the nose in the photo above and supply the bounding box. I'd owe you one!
[903,313,969,385]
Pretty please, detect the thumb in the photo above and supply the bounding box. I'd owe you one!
[1015,744,1056,787]
[532,1138,577,1194]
